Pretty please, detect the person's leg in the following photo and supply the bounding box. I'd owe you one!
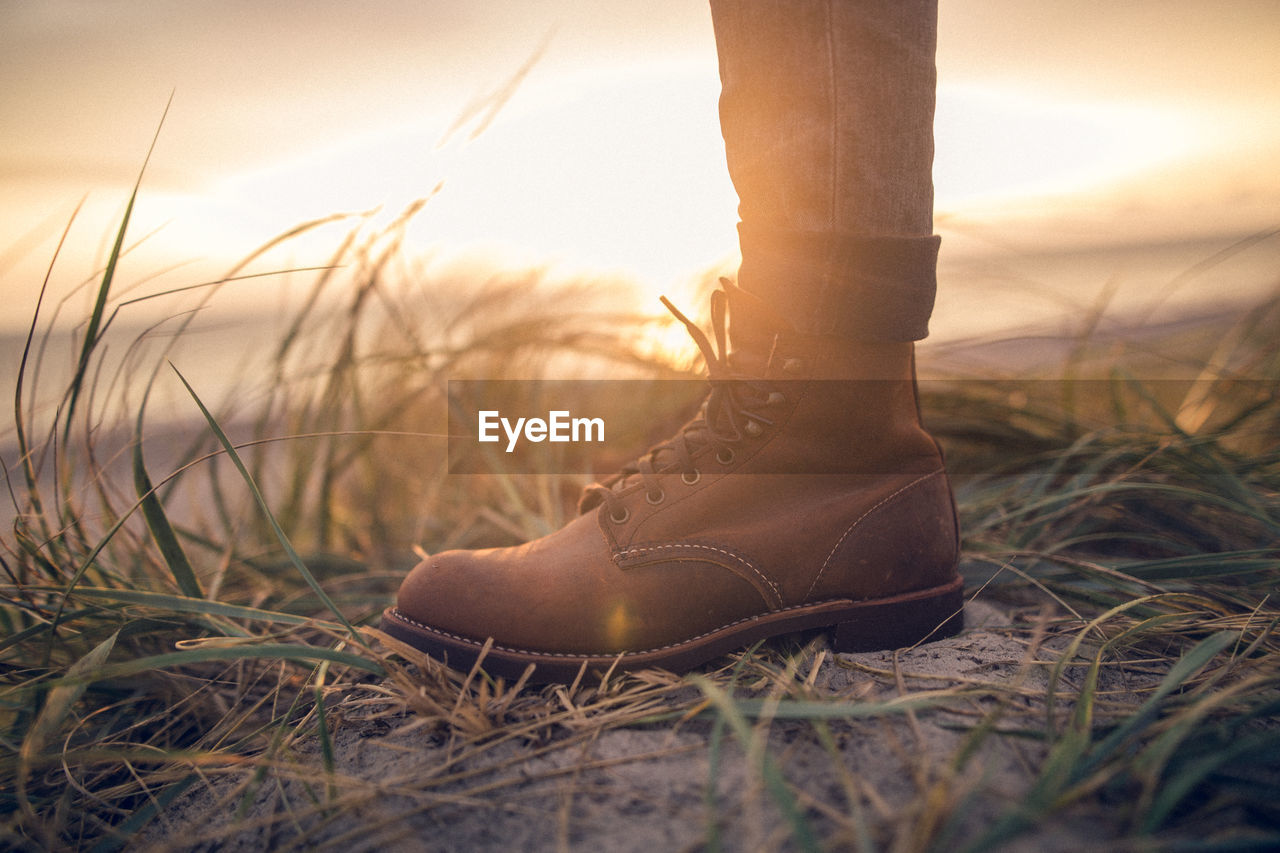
[382,0,961,681]
[712,0,940,342]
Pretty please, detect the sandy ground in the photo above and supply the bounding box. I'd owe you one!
[138,590,1158,852]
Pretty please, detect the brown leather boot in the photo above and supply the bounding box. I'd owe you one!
[382,284,962,681]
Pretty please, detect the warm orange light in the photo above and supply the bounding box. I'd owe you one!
[0,68,1221,336]
[934,83,1205,209]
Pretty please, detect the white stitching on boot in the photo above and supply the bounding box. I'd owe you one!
[389,598,850,659]
[804,469,943,601]
[615,542,782,606]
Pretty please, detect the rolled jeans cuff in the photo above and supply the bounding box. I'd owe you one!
[736,223,940,342]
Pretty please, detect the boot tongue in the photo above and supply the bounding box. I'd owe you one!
[723,279,791,375]
[578,284,781,514]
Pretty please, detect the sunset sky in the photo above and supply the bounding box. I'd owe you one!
[2,0,1278,337]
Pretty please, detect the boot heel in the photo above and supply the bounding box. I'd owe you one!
[828,579,964,653]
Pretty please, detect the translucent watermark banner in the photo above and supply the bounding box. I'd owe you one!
[447,379,1277,475]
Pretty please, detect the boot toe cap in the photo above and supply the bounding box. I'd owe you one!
[394,548,504,642]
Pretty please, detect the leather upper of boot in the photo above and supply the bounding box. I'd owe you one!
[393,284,960,657]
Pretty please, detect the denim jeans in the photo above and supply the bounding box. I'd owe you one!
[710,0,939,341]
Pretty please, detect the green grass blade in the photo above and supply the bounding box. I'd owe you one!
[12,199,87,546]
[52,642,383,682]
[132,404,202,598]
[85,773,199,853]
[64,586,316,626]
[314,661,337,803]
[704,699,727,853]
[1086,631,1237,768]
[1142,722,1280,832]
[63,93,173,441]
[0,607,107,659]
[704,691,968,720]
[694,676,821,853]
[170,363,362,642]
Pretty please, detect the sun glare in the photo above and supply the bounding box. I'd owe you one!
[199,73,1209,319]
[0,66,1216,335]
[934,84,1204,208]
[413,64,740,288]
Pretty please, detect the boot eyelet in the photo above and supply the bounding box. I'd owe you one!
[609,507,630,524]
[645,489,665,505]
[716,448,735,465]
[681,470,701,485]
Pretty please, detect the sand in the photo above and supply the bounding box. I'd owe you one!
[138,591,1160,852]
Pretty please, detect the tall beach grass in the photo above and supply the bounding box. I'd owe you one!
[2,165,1278,850]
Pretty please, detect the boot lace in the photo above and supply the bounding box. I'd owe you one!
[581,288,785,523]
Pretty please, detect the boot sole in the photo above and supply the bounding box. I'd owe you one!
[379,576,964,683]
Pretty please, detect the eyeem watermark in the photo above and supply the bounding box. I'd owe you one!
[446,378,1267,475]
[448,379,706,474]
[478,410,604,453]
